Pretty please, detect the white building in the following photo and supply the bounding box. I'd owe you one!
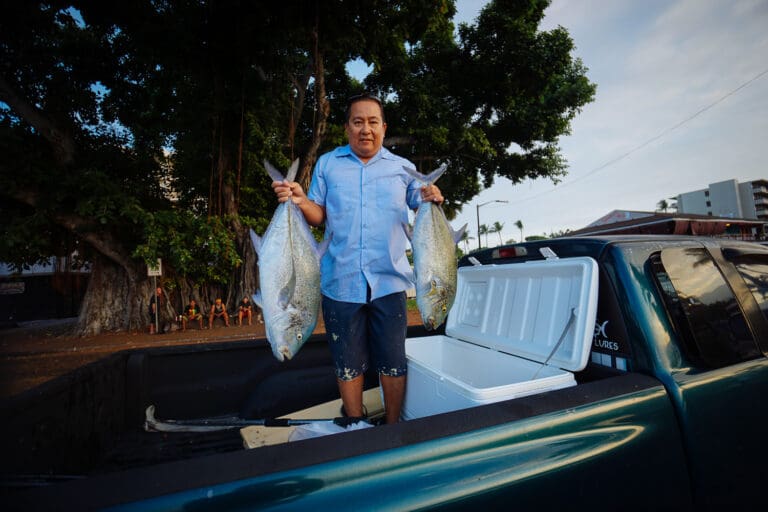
[676,179,768,221]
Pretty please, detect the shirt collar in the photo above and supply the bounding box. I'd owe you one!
[337,145,397,164]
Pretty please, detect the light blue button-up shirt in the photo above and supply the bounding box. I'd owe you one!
[308,145,422,303]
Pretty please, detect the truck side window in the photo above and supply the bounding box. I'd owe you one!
[723,252,768,322]
[652,248,760,368]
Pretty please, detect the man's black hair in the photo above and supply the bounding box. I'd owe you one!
[345,93,385,123]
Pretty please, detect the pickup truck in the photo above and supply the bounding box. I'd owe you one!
[3,235,767,510]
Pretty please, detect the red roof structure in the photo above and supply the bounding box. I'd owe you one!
[569,210,765,239]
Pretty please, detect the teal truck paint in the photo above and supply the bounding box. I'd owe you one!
[3,236,767,510]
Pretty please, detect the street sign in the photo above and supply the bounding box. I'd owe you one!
[147,259,162,277]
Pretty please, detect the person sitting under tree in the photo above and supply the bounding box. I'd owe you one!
[209,298,230,328]
[237,296,253,326]
[182,299,204,331]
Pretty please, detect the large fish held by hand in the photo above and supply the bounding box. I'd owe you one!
[250,159,326,361]
[403,164,467,330]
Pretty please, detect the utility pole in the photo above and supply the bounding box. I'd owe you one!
[476,200,508,250]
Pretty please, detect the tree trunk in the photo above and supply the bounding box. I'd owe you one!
[75,255,172,336]
[298,32,330,191]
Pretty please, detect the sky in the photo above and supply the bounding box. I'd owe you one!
[446,0,768,244]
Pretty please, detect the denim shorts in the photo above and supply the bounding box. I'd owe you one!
[322,291,408,381]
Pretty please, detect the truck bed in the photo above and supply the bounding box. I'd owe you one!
[1,325,642,506]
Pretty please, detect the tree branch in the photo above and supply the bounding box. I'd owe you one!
[10,187,139,282]
[0,74,76,165]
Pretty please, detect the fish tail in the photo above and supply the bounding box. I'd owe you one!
[284,158,300,182]
[402,163,447,185]
[453,223,468,244]
[264,158,300,183]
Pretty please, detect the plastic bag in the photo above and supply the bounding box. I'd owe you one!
[288,420,373,441]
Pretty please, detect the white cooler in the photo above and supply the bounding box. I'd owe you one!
[402,256,599,420]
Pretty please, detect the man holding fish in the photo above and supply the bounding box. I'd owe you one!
[272,93,443,424]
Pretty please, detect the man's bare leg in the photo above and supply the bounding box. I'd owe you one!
[337,375,365,417]
[380,374,406,424]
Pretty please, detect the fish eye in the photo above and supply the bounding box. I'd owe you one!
[441,305,447,312]
[296,333,303,341]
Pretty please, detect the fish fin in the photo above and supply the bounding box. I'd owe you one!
[252,292,263,308]
[453,223,468,244]
[285,158,300,182]
[263,160,285,182]
[249,228,263,255]
[402,222,413,242]
[278,270,297,309]
[402,163,447,186]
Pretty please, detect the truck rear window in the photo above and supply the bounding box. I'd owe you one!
[651,248,761,368]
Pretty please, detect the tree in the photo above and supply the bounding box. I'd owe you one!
[515,220,524,242]
[656,199,669,212]
[479,224,489,248]
[492,221,505,245]
[459,230,474,253]
[487,223,498,246]
[548,228,572,238]
[1,0,595,335]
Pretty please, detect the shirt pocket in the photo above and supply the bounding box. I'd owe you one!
[325,183,351,217]
[375,175,407,211]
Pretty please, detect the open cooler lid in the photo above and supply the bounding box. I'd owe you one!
[446,257,599,372]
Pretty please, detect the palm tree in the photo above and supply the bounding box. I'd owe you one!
[487,224,498,246]
[460,230,474,253]
[492,221,504,245]
[657,199,669,212]
[479,224,489,248]
[514,220,524,243]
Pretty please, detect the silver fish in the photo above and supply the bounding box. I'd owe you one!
[251,159,326,361]
[403,164,466,330]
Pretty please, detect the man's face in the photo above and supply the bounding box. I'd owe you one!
[345,99,386,163]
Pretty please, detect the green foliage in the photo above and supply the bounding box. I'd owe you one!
[133,212,242,284]
[547,228,572,238]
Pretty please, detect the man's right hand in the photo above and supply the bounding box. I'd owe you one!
[272,180,306,205]
[271,179,326,227]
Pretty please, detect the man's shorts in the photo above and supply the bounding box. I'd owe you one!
[322,291,408,381]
